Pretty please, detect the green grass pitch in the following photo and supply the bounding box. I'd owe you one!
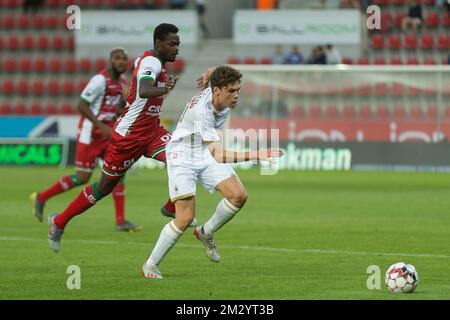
[1,166,449,299]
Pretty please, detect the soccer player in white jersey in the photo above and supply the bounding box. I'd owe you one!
[142,66,284,278]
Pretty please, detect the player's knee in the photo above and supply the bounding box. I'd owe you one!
[176,216,195,230]
[228,190,248,208]
[77,176,90,185]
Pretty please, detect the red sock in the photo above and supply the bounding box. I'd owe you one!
[54,184,100,229]
[39,175,77,203]
[164,198,175,214]
[112,184,125,225]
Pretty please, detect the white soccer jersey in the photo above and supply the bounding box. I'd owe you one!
[170,87,230,148]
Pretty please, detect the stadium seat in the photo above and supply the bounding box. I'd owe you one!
[424,12,440,28]
[6,0,19,9]
[107,0,120,6]
[441,57,448,65]
[309,105,322,118]
[171,58,185,73]
[22,35,34,50]
[32,14,45,29]
[423,57,436,65]
[19,57,32,73]
[443,14,450,27]
[391,83,405,96]
[260,57,272,64]
[4,57,17,72]
[243,57,257,64]
[356,57,369,65]
[357,84,371,96]
[371,34,384,50]
[376,105,389,119]
[15,102,27,115]
[37,35,49,50]
[343,105,356,118]
[426,105,438,119]
[34,57,46,73]
[392,105,407,119]
[406,85,421,96]
[47,0,61,8]
[94,58,107,70]
[341,57,353,64]
[1,79,14,95]
[64,57,77,73]
[393,12,406,28]
[0,102,12,115]
[0,35,3,51]
[30,102,42,115]
[17,14,30,29]
[46,80,60,95]
[374,83,388,96]
[404,34,418,50]
[62,80,75,95]
[46,16,59,29]
[380,12,393,32]
[290,105,305,118]
[31,80,44,95]
[392,0,406,4]
[325,105,339,118]
[79,58,93,73]
[372,0,389,5]
[3,14,14,29]
[407,56,420,65]
[438,34,450,50]
[67,35,75,51]
[7,35,19,50]
[388,34,401,50]
[373,57,386,65]
[61,103,74,115]
[410,105,423,119]
[49,57,62,73]
[44,103,58,115]
[421,34,434,50]
[226,56,241,64]
[445,106,450,119]
[52,35,65,50]
[359,105,372,119]
[390,57,403,65]
[17,79,30,96]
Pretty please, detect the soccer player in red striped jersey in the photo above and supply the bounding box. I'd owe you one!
[31,48,142,232]
[47,23,186,252]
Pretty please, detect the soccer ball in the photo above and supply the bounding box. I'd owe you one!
[385,262,419,293]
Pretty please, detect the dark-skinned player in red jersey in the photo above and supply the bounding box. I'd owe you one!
[47,23,198,252]
[31,48,142,232]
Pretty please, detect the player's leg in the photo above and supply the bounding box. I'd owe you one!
[142,197,195,278]
[112,175,143,232]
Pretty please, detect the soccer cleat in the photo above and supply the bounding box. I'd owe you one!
[194,226,220,263]
[142,261,164,279]
[30,192,44,223]
[160,205,198,227]
[48,213,64,253]
[115,220,143,232]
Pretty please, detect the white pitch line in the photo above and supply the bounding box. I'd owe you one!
[1,236,449,259]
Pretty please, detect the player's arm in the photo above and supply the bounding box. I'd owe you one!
[197,66,217,90]
[139,75,179,98]
[78,99,111,139]
[206,141,283,163]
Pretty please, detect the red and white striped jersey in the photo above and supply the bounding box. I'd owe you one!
[115,50,167,139]
[78,68,126,144]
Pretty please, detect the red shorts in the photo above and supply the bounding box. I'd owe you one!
[75,138,109,172]
[102,126,171,180]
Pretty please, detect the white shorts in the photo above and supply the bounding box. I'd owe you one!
[166,143,237,201]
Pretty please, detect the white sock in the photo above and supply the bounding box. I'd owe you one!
[147,220,183,266]
[203,198,240,236]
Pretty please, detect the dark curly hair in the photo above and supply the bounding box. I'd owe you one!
[153,23,179,45]
[210,66,242,89]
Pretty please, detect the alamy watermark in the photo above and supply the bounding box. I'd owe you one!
[66,5,81,30]
[366,265,381,290]
[66,265,81,290]
[366,5,381,30]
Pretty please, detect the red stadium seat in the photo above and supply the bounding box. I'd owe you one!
[227,56,241,64]
[107,0,120,6]
[3,14,14,29]
[407,56,420,65]
[380,12,393,32]
[392,105,407,119]
[7,35,19,50]
[32,14,44,29]
[0,102,12,115]
[17,14,30,29]
[371,34,384,50]
[373,57,386,65]
[376,105,389,119]
[47,0,61,8]
[67,35,75,51]
[7,0,19,8]
[438,34,450,50]
[19,57,32,73]
[325,105,339,118]
[31,80,44,95]
[406,85,421,96]
[390,57,403,65]
[94,58,107,70]
[309,105,322,118]
[359,105,372,119]
[243,57,257,64]
[15,102,27,115]
[30,102,42,115]
[343,105,356,118]
[37,35,49,50]
[388,34,401,50]
[171,58,185,73]
[52,35,65,50]
[356,57,369,65]
[392,0,406,5]
[290,105,305,118]
[1,79,14,95]
[61,103,74,114]
[34,57,46,73]
[62,80,75,95]
[404,34,417,50]
[374,83,388,96]
[17,79,29,96]
[357,83,371,96]
[342,57,353,64]
[79,58,93,73]
[421,34,435,50]
[46,16,59,29]
[64,57,77,73]
[4,57,17,72]
[445,106,450,119]
[22,35,34,50]
[423,57,436,65]
[44,103,58,115]
[426,105,438,119]
[410,105,423,119]
[260,57,272,64]
[373,0,389,5]
[444,14,450,27]
[46,80,60,95]
[49,57,62,73]
[393,12,406,28]
[424,12,440,28]
[0,35,3,51]
[391,83,405,96]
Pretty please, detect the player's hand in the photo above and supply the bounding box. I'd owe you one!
[256,149,284,161]
[196,72,209,90]
[97,122,112,139]
[165,75,180,94]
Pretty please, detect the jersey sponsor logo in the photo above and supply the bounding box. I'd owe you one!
[97,112,117,122]
[160,133,172,143]
[105,94,122,107]
[145,105,162,116]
